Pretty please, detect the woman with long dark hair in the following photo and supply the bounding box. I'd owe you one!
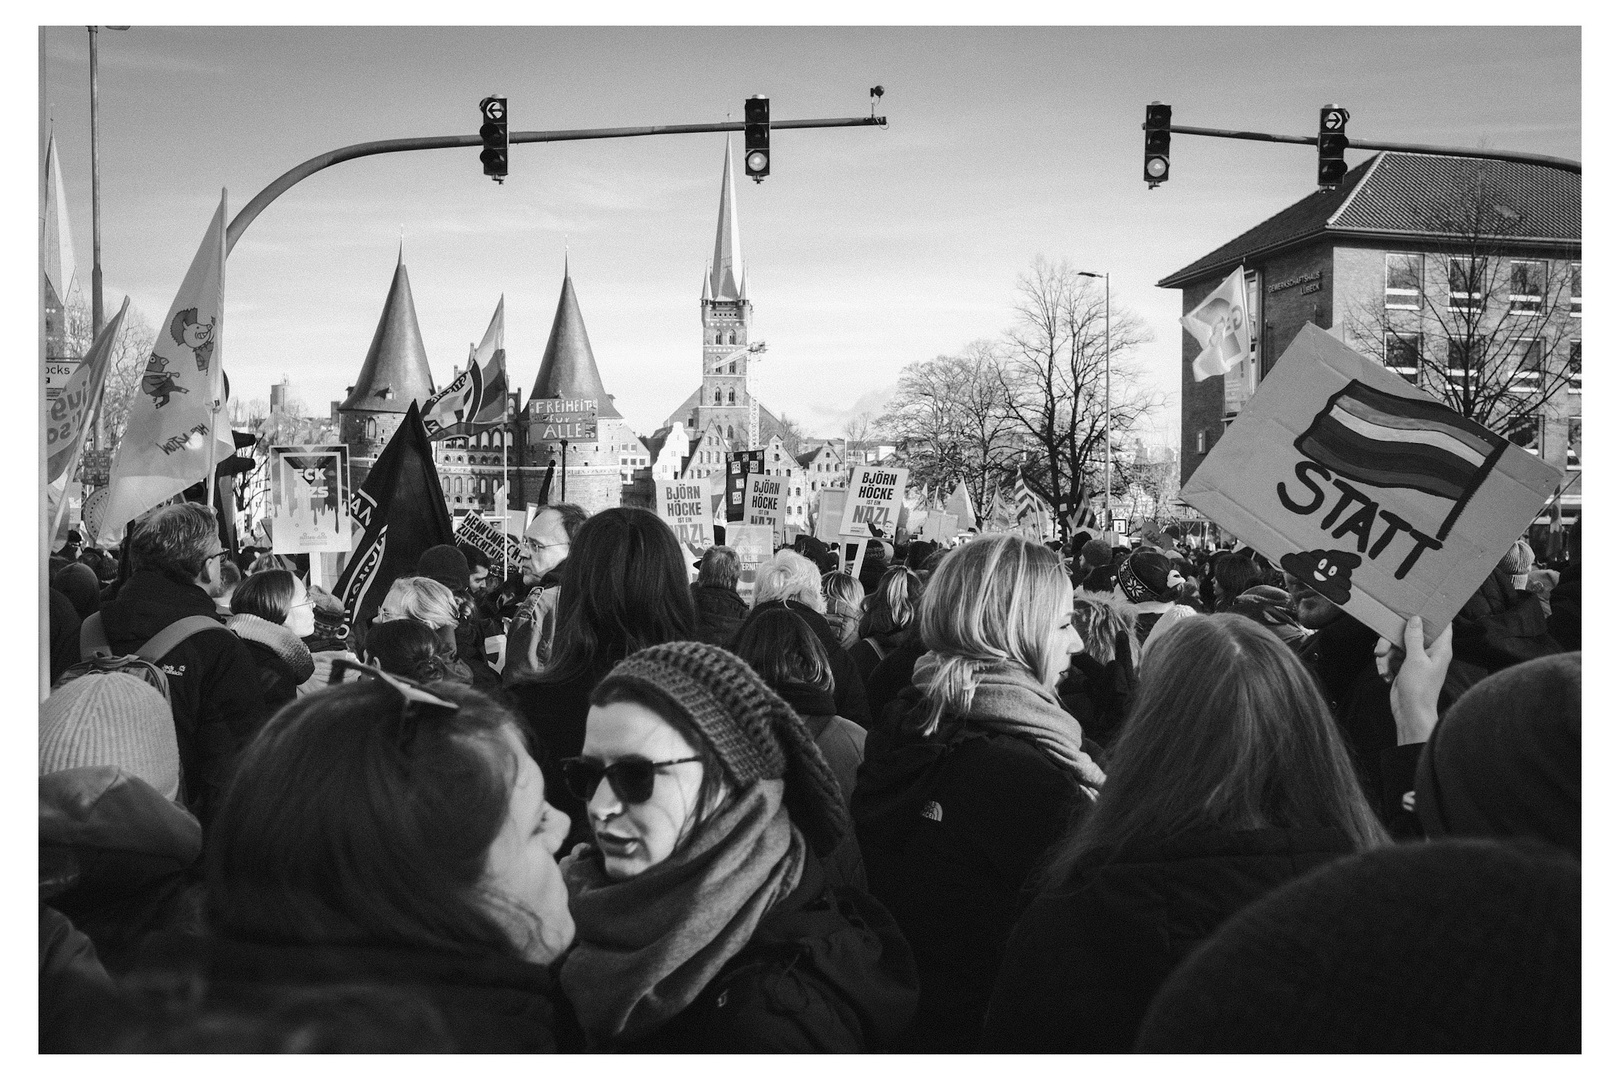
[980,613,1388,1052]
[126,674,578,1052]
[849,566,924,689]
[508,507,695,848]
[558,642,916,1050]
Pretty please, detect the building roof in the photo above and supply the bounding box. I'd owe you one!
[707,139,746,302]
[341,251,436,412]
[1158,152,1582,289]
[528,271,622,419]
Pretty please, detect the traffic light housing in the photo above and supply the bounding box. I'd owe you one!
[744,95,770,182]
[1143,102,1171,187]
[479,96,508,183]
[1317,105,1350,189]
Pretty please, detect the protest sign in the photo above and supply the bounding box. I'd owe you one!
[1179,324,1561,645]
[529,397,598,442]
[921,511,958,543]
[836,537,869,576]
[730,524,774,603]
[725,449,766,522]
[743,472,785,545]
[814,490,847,542]
[840,465,909,537]
[656,474,715,550]
[270,445,352,554]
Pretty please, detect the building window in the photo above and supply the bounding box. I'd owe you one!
[1509,261,1546,313]
[1386,253,1423,309]
[1567,417,1582,470]
[1568,341,1581,394]
[1506,414,1542,458]
[727,389,736,405]
[1507,338,1543,392]
[714,389,722,405]
[1448,258,1484,311]
[1570,263,1581,316]
[729,361,736,374]
[1384,332,1422,384]
[1445,339,1480,391]
[726,425,734,441]
[365,418,377,441]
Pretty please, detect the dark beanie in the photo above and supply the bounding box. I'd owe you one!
[1416,652,1581,857]
[416,545,470,593]
[1117,549,1177,604]
[52,562,102,619]
[596,641,851,857]
[1135,839,1581,1053]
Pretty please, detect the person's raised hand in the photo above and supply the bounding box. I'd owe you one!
[1389,616,1452,746]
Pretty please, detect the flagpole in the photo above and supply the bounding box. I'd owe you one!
[501,394,510,583]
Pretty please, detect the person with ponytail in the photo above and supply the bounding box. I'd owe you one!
[850,534,1101,1051]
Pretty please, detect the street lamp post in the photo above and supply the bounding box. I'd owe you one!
[1077,270,1111,534]
[87,25,127,453]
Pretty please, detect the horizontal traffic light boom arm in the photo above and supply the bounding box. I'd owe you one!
[1149,122,1581,174]
[226,114,887,254]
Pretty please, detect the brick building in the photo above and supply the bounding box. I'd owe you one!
[1159,152,1580,526]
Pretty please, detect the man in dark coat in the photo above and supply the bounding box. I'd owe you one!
[93,503,268,826]
[503,503,587,681]
[690,546,748,646]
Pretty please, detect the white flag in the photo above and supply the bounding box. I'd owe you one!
[97,191,232,546]
[1182,266,1252,381]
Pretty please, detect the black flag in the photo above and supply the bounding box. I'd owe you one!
[333,401,454,643]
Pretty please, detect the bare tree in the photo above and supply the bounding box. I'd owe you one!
[1341,163,1580,444]
[775,414,807,459]
[876,340,1026,524]
[64,295,157,447]
[1000,256,1163,530]
[841,411,874,466]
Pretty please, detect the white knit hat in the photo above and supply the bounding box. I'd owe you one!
[40,673,181,800]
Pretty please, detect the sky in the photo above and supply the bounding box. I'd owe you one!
[38,23,1581,447]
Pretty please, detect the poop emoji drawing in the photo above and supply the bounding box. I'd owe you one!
[1280,548,1361,605]
[141,353,189,409]
[170,307,217,372]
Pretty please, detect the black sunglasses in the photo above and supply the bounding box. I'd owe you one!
[559,755,701,805]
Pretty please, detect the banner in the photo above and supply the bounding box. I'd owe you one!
[422,297,509,440]
[269,445,351,554]
[1180,324,1561,645]
[1183,266,1252,382]
[840,465,909,538]
[656,474,715,550]
[725,449,766,522]
[730,523,774,603]
[743,472,785,545]
[96,192,235,546]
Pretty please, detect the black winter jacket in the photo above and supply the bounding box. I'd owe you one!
[616,852,918,1053]
[862,634,927,722]
[95,571,269,826]
[778,600,872,728]
[691,583,748,646]
[980,826,1356,1052]
[851,687,1091,1051]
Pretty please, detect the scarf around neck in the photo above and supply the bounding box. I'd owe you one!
[912,652,1106,792]
[559,778,805,1046]
[226,613,316,683]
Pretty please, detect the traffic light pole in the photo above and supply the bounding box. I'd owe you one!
[224,114,886,254]
[1155,123,1581,174]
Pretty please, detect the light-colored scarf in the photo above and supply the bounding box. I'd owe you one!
[225,613,315,684]
[560,779,805,1047]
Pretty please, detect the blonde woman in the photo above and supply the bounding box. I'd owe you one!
[752,551,872,727]
[820,571,864,650]
[851,534,1103,1051]
[370,576,472,685]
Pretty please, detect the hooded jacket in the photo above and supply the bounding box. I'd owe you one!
[614,851,918,1053]
[95,570,269,824]
[980,826,1356,1052]
[40,766,204,973]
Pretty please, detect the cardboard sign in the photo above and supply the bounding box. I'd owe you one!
[270,445,352,554]
[743,472,785,545]
[840,465,909,538]
[455,512,525,573]
[730,523,774,603]
[921,511,959,543]
[1179,324,1561,645]
[814,490,847,542]
[656,474,715,551]
[725,449,766,522]
[530,397,598,442]
[836,537,869,575]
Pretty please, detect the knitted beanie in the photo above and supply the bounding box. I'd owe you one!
[52,562,101,619]
[596,641,851,856]
[1416,652,1580,857]
[1135,839,1581,1053]
[40,672,181,800]
[416,545,471,593]
[1117,549,1179,604]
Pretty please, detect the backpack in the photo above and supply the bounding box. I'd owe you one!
[58,612,223,700]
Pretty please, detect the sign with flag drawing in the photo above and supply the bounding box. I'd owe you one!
[1182,266,1252,382]
[1180,324,1560,645]
[422,297,510,440]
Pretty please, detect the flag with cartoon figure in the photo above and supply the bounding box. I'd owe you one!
[1179,324,1560,645]
[1183,266,1252,381]
[97,192,234,546]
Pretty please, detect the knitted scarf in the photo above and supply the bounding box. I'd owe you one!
[560,779,805,1047]
[226,613,315,684]
[913,653,1106,793]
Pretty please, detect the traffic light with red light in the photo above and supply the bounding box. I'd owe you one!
[1318,105,1350,188]
[744,96,770,182]
[479,96,508,183]
[1143,102,1171,187]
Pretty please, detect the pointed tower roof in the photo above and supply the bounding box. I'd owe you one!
[42,132,78,304]
[529,271,622,419]
[341,252,436,412]
[707,138,745,302]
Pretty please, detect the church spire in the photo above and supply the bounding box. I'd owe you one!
[708,138,744,302]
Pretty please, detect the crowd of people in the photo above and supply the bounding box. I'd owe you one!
[41,502,1581,1053]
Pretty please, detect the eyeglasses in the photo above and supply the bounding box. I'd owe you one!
[327,657,459,722]
[523,537,568,553]
[559,755,701,805]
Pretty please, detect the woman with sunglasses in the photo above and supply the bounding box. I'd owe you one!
[850,534,1104,1051]
[980,615,1388,1053]
[126,670,579,1052]
[558,641,918,1052]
